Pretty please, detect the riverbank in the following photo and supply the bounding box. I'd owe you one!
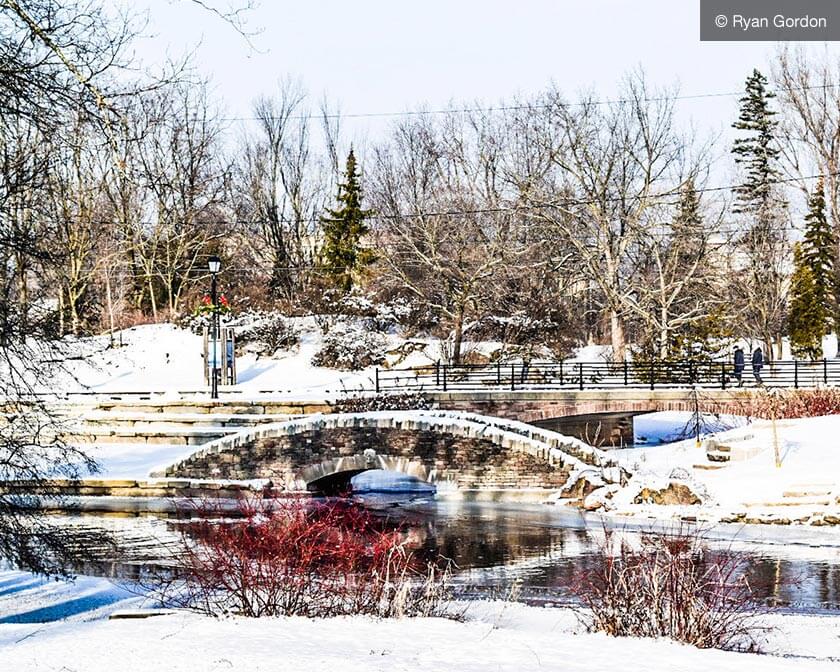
[599,413,840,526]
[0,568,838,671]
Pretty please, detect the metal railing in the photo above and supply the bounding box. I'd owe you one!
[374,359,840,393]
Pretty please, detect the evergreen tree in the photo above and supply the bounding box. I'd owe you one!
[732,69,782,215]
[789,243,824,359]
[320,149,374,292]
[730,69,789,359]
[802,177,836,330]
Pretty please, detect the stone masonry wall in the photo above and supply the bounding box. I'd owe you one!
[167,427,574,491]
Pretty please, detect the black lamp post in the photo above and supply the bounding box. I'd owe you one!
[208,255,222,399]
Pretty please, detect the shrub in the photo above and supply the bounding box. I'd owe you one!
[571,527,768,651]
[332,392,433,413]
[312,324,386,370]
[232,311,299,356]
[148,498,456,619]
[740,388,840,419]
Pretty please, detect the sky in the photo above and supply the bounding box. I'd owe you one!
[132,1,840,184]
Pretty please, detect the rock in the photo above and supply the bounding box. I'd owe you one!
[561,470,605,502]
[633,481,703,506]
[582,484,620,511]
[668,467,691,481]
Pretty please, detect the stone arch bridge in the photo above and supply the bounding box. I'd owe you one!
[158,411,623,498]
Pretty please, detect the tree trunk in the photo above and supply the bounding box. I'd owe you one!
[610,309,626,362]
[659,303,669,359]
[451,305,465,365]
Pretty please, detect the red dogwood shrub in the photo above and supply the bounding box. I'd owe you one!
[149,497,455,619]
[740,388,840,419]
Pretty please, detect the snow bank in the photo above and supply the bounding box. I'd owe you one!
[0,568,838,671]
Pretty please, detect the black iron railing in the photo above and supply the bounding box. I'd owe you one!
[373,359,840,393]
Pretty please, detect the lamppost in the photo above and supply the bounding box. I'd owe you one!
[208,255,221,399]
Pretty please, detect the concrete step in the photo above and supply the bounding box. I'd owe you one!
[706,450,731,462]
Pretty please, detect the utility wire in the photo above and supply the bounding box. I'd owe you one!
[217,83,840,123]
[72,168,837,228]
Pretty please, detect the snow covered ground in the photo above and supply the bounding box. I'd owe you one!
[1,568,839,671]
[608,412,840,524]
[51,321,386,396]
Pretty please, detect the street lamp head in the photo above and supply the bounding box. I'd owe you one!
[208,255,221,274]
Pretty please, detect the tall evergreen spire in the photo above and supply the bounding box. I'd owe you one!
[320,148,374,292]
[802,177,836,329]
[789,242,824,359]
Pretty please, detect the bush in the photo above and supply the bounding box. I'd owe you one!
[332,392,433,413]
[312,324,386,370]
[148,498,456,619]
[232,310,299,356]
[571,527,767,651]
[740,388,840,419]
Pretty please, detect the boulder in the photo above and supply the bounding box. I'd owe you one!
[633,481,703,506]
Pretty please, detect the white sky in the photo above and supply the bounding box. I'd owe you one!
[134,0,840,188]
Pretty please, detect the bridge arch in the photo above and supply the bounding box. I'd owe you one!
[157,411,620,497]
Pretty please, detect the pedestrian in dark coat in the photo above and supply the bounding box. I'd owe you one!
[733,347,745,387]
[752,347,764,384]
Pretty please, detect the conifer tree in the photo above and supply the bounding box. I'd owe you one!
[320,149,374,292]
[789,243,824,359]
[802,177,836,330]
[730,69,789,358]
[732,69,781,214]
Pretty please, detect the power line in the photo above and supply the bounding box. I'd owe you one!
[82,168,837,229]
[218,83,840,124]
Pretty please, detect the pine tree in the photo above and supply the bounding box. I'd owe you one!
[732,69,782,215]
[730,69,788,359]
[789,243,824,360]
[320,149,374,292]
[802,177,836,330]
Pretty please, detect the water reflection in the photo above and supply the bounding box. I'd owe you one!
[36,499,840,612]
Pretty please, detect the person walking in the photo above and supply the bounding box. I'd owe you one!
[752,347,764,385]
[733,346,745,387]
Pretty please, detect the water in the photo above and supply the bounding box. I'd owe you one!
[48,498,840,613]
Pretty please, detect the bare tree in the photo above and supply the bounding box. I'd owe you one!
[370,111,532,364]
[235,80,333,302]
[520,74,691,361]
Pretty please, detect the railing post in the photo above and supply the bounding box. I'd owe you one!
[824,358,829,385]
[442,365,447,392]
[510,364,516,391]
[578,362,584,391]
[721,362,726,390]
[496,361,501,386]
[559,362,564,386]
[623,361,628,386]
[435,360,440,387]
[650,362,655,391]
[794,359,799,389]
[375,367,380,393]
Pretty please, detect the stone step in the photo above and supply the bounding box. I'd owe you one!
[744,496,832,507]
[706,450,731,462]
[782,488,834,498]
[693,463,727,471]
[70,426,243,446]
[77,411,295,429]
